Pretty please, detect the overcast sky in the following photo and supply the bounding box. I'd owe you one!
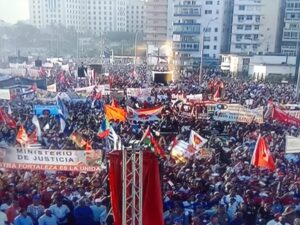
[0,0,29,24]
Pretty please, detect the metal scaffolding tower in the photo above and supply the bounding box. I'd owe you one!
[122,148,143,225]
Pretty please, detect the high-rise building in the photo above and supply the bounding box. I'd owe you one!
[281,0,300,56]
[28,0,145,35]
[144,0,169,46]
[126,0,145,33]
[172,0,233,69]
[230,0,284,54]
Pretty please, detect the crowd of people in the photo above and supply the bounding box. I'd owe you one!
[0,63,300,225]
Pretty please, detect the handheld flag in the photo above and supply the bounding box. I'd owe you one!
[57,97,69,119]
[170,139,195,163]
[213,86,221,101]
[0,108,16,128]
[97,118,110,139]
[251,135,276,171]
[140,127,165,158]
[189,130,207,149]
[16,126,29,145]
[104,105,126,122]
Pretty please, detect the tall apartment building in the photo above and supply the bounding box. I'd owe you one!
[126,0,145,33]
[28,0,144,35]
[281,0,300,56]
[172,0,233,69]
[230,0,284,54]
[144,0,169,46]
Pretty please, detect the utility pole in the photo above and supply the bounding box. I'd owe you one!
[295,32,300,101]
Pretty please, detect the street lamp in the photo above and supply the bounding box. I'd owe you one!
[134,32,139,73]
[199,17,218,85]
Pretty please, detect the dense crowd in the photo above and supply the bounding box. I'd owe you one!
[0,64,300,225]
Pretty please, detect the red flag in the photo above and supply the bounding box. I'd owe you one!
[0,108,16,128]
[16,126,29,145]
[213,86,221,101]
[111,99,119,108]
[251,135,276,171]
[28,130,38,144]
[85,141,92,151]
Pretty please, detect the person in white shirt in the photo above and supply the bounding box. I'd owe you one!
[90,199,107,225]
[49,198,70,225]
[0,209,8,225]
[38,209,57,225]
[219,188,244,222]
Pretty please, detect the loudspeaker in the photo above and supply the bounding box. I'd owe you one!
[35,59,42,67]
[78,66,87,77]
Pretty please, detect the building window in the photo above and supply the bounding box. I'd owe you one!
[204,36,211,41]
[236,35,242,41]
[253,34,258,40]
[237,25,243,30]
[213,45,217,50]
[246,15,253,20]
[205,10,212,14]
[245,25,252,30]
[214,36,217,41]
[239,5,245,10]
[238,15,244,22]
[215,28,218,32]
[205,1,213,5]
[245,34,251,40]
[235,44,242,49]
[255,16,260,22]
[203,45,210,49]
[254,25,259,30]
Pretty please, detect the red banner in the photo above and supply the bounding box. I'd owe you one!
[272,105,300,125]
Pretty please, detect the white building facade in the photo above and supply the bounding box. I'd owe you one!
[126,0,145,33]
[281,0,300,56]
[172,0,233,69]
[230,0,284,54]
[221,53,296,81]
[29,0,137,35]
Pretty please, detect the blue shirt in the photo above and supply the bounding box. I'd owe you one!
[73,206,93,225]
[38,215,57,225]
[14,215,33,225]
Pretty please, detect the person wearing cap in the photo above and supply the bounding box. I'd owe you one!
[90,198,107,225]
[49,198,70,225]
[38,209,57,225]
[14,208,33,225]
[27,195,45,225]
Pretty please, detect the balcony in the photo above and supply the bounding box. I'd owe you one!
[173,24,201,34]
[173,42,200,52]
[174,7,201,17]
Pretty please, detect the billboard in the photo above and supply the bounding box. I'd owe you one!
[0,147,102,172]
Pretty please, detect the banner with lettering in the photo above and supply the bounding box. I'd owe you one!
[127,88,152,99]
[213,104,264,124]
[0,147,102,172]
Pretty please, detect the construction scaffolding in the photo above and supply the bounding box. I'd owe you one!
[122,148,143,225]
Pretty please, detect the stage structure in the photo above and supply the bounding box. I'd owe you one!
[122,148,143,225]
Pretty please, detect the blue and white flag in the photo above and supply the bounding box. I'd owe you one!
[57,97,69,119]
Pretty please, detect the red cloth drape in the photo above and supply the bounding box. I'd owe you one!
[109,151,164,225]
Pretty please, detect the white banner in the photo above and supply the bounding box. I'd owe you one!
[127,88,152,98]
[47,83,57,93]
[0,147,102,172]
[0,89,11,100]
[286,136,300,153]
[213,104,264,124]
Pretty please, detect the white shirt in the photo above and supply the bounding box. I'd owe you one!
[0,211,8,225]
[49,204,70,224]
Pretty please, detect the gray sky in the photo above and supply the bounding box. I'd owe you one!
[0,0,29,24]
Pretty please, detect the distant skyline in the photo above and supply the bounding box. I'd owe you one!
[0,0,29,24]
